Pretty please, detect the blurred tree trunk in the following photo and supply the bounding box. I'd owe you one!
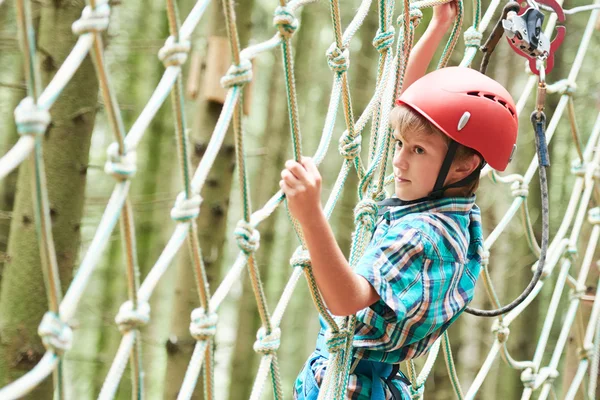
[0,0,27,296]
[0,1,98,397]
[163,0,254,397]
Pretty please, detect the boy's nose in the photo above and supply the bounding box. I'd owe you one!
[393,149,408,170]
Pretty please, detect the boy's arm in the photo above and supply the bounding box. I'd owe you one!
[280,158,380,316]
[402,1,458,91]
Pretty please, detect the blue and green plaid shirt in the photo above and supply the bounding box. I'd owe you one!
[295,196,484,399]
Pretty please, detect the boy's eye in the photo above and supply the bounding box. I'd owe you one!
[395,139,403,148]
[414,147,425,155]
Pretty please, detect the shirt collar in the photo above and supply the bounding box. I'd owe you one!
[380,195,476,222]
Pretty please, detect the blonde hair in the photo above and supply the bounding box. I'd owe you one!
[389,105,481,197]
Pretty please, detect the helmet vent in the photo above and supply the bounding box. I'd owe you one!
[466,91,517,118]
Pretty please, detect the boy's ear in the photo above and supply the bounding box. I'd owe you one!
[454,154,481,177]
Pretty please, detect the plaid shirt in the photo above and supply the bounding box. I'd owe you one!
[295,196,484,399]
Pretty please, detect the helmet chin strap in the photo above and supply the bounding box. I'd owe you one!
[377,141,483,215]
[429,140,484,199]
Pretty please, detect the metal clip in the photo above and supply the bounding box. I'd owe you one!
[503,0,566,74]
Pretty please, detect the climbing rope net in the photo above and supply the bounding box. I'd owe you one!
[0,0,599,398]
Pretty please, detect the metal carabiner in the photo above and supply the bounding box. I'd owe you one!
[503,0,566,74]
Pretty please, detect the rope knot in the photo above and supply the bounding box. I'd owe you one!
[354,199,378,231]
[190,308,218,340]
[104,142,137,180]
[479,248,490,266]
[273,6,298,38]
[570,159,586,177]
[538,367,559,384]
[464,26,483,48]
[588,207,600,225]
[171,192,202,222]
[491,320,510,343]
[115,300,150,333]
[372,27,395,52]
[520,368,536,388]
[72,1,110,35]
[253,327,281,354]
[234,220,260,254]
[14,97,50,136]
[408,7,423,25]
[578,344,593,360]
[409,383,425,399]
[510,180,529,198]
[325,329,350,353]
[546,79,577,95]
[564,244,578,261]
[221,59,253,88]
[38,312,73,355]
[338,133,362,159]
[569,285,587,301]
[290,246,311,269]
[158,36,191,67]
[374,190,388,202]
[326,44,350,74]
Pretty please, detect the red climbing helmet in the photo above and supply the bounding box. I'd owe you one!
[396,67,518,171]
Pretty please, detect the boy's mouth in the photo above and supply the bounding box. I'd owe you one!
[395,176,410,183]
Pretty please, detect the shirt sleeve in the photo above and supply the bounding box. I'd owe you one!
[354,224,425,325]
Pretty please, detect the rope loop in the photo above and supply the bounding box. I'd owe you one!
[104,142,137,180]
[464,26,483,48]
[14,97,50,136]
[253,327,281,354]
[234,220,260,254]
[273,6,298,39]
[72,1,110,35]
[491,319,510,343]
[158,36,191,67]
[38,312,73,355]
[221,59,253,88]
[115,300,150,333]
[338,133,362,159]
[354,199,378,231]
[326,43,350,74]
[290,246,311,269]
[190,308,218,340]
[171,192,202,222]
[372,27,395,53]
[588,207,600,225]
[325,329,350,353]
[510,180,529,198]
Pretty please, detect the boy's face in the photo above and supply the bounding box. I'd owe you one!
[392,127,449,201]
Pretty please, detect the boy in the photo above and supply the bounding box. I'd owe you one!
[280,6,519,400]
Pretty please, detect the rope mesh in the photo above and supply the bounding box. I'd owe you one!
[1,0,600,398]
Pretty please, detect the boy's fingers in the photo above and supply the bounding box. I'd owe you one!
[285,160,310,181]
[303,157,321,180]
[281,169,300,185]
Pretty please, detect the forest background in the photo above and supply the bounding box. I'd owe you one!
[0,0,599,398]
